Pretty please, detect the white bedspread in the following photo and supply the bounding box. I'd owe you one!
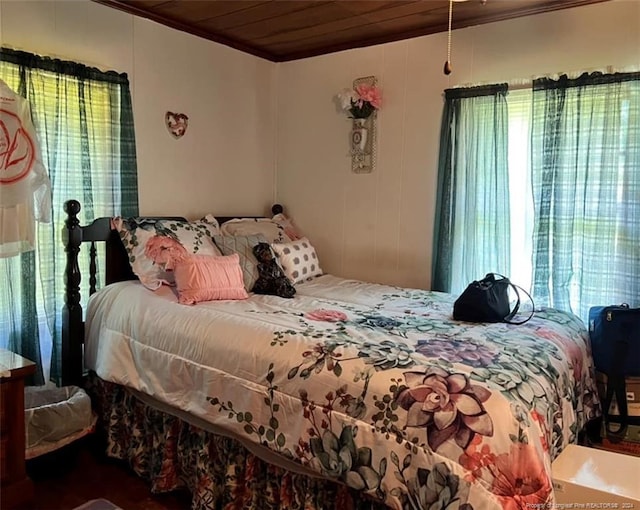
[85,275,600,510]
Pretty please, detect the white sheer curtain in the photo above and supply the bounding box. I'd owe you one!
[531,72,640,320]
[432,84,511,294]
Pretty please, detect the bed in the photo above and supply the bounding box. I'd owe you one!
[61,199,601,510]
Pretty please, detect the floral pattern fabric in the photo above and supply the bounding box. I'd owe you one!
[111,215,221,290]
[86,275,601,510]
[88,375,387,510]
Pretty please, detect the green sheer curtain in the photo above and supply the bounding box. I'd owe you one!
[0,48,139,385]
[432,84,511,293]
[531,72,640,320]
[1,252,43,385]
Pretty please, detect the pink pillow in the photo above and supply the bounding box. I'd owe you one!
[172,254,249,305]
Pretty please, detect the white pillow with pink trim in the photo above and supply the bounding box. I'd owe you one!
[111,216,222,290]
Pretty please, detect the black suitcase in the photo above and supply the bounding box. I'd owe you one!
[589,304,640,440]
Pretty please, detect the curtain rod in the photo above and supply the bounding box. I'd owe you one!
[506,81,531,91]
[453,65,634,91]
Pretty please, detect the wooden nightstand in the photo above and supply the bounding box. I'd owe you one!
[0,349,35,510]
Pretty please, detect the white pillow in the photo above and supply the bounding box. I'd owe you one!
[220,218,292,244]
[271,213,303,240]
[112,216,222,290]
[271,238,322,285]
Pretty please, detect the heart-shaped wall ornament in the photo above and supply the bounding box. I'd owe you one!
[165,111,189,139]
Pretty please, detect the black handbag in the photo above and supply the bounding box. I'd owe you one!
[453,273,534,325]
[589,304,640,439]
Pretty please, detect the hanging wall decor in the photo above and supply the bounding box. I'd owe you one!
[337,76,381,174]
[165,111,189,139]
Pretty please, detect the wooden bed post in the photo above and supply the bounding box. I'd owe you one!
[61,199,84,386]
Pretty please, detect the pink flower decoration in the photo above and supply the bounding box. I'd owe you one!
[144,235,187,269]
[490,443,552,510]
[355,84,382,109]
[110,217,122,230]
[305,309,348,322]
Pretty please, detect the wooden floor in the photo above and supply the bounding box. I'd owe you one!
[27,437,191,510]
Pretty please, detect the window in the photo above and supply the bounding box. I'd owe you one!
[433,72,640,321]
[0,48,138,385]
[506,89,533,292]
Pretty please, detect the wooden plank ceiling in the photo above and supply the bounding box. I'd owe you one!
[94,0,610,62]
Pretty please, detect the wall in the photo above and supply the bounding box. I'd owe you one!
[0,0,276,219]
[1,0,638,287]
[276,0,640,289]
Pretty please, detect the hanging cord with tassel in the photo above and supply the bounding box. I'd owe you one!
[444,0,487,75]
[444,0,453,75]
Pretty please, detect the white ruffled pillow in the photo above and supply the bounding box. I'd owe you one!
[112,216,222,290]
[270,238,322,285]
[219,218,292,244]
[271,213,303,241]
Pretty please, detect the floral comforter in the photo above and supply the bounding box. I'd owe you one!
[85,275,601,510]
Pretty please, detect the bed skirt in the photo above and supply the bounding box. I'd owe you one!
[87,374,389,510]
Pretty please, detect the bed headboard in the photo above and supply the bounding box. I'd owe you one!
[61,199,284,386]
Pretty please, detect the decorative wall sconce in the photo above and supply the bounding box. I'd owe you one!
[337,76,381,174]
